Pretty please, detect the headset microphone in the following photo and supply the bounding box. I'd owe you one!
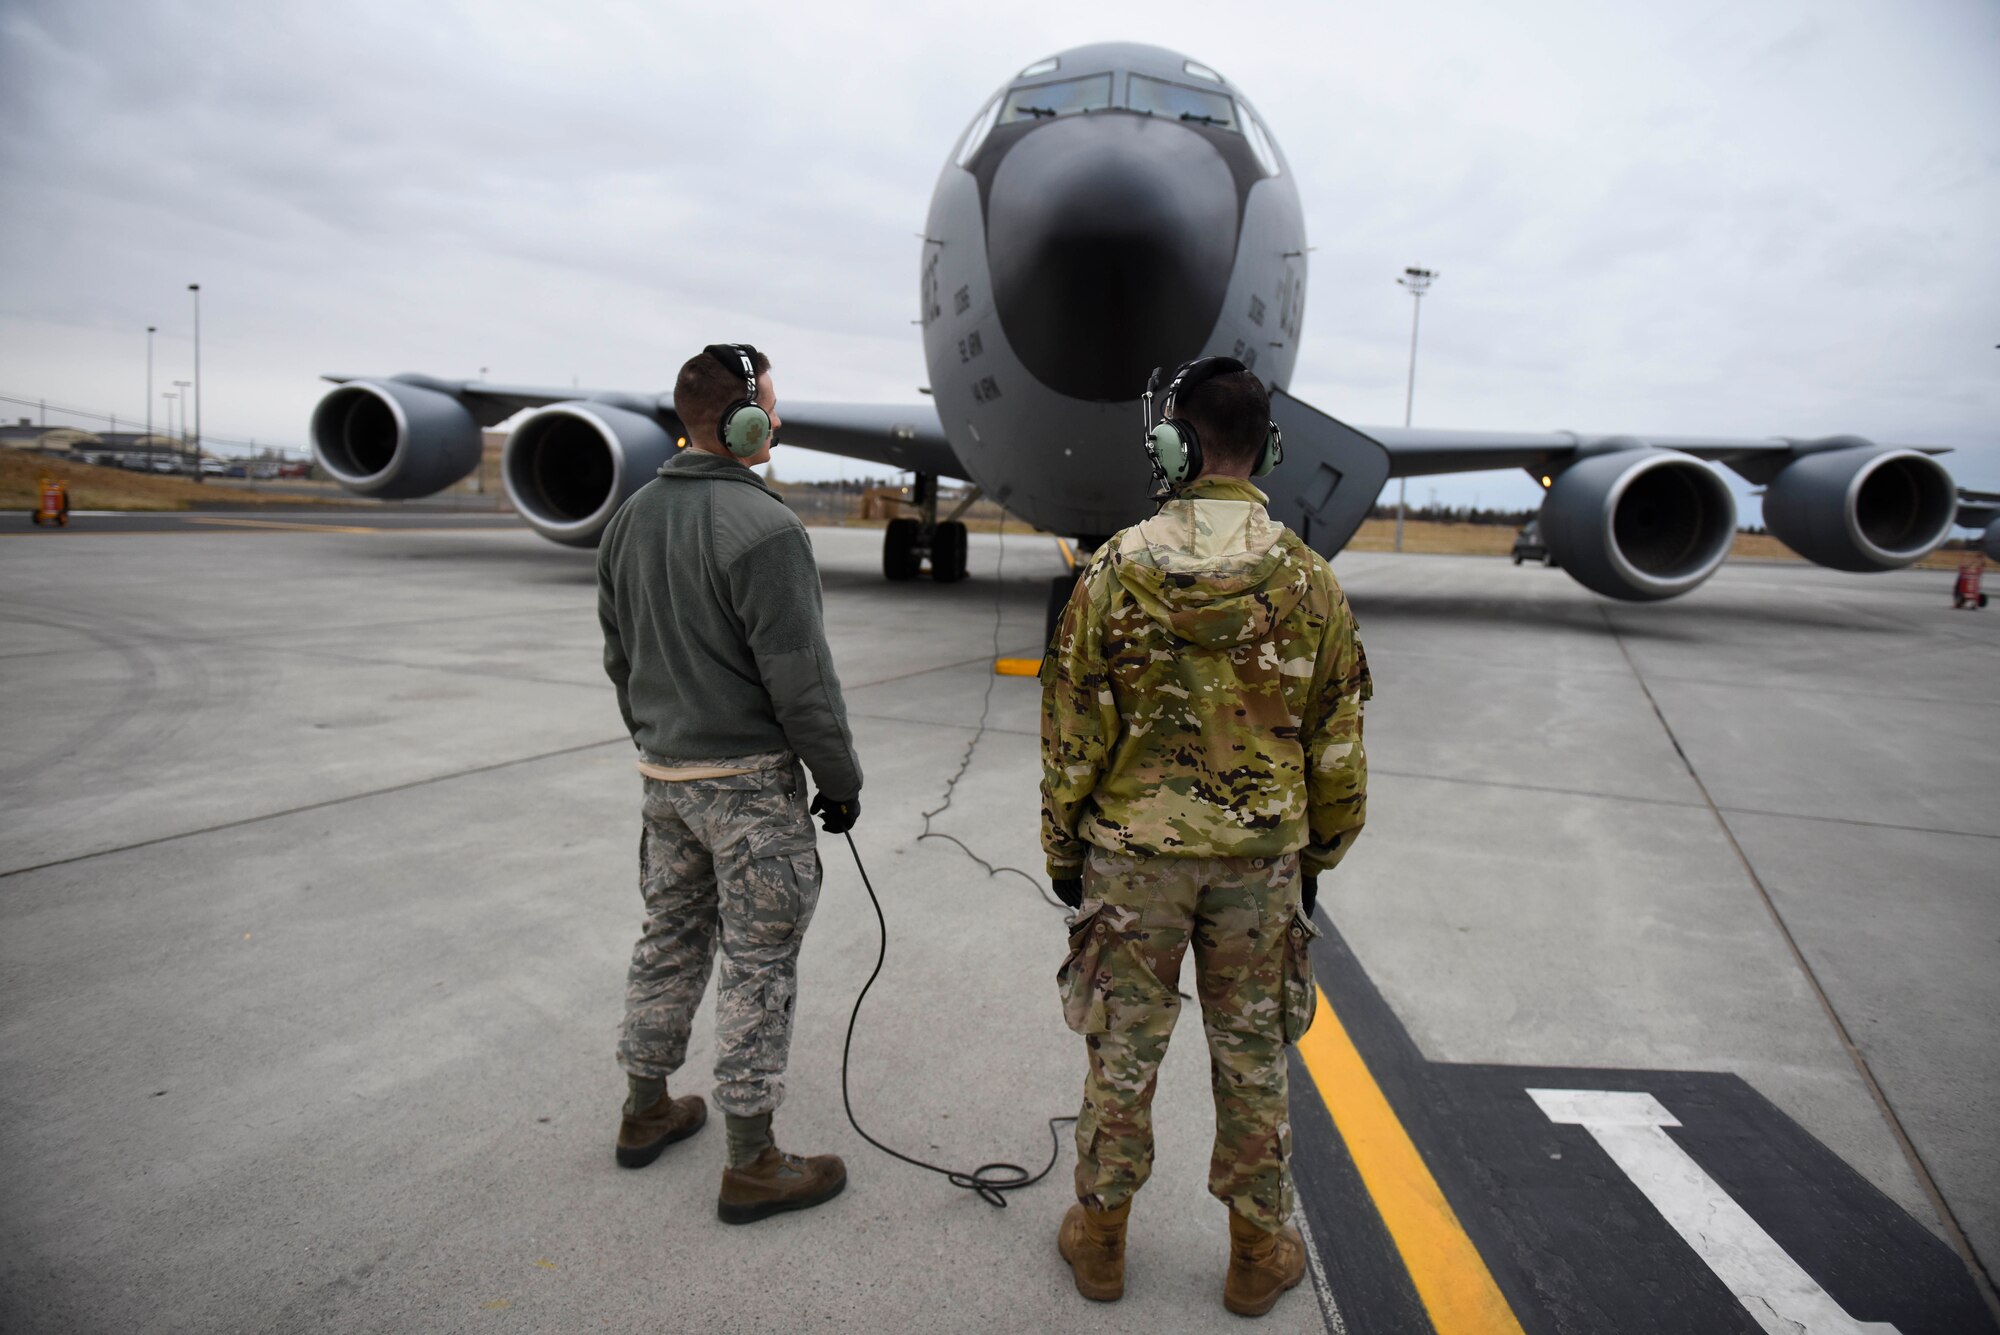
[1139,356,1284,495]
[704,343,773,458]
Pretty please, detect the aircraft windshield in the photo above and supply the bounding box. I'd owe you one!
[1000,74,1112,123]
[1127,74,1239,131]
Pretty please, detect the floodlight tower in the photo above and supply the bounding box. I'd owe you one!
[188,284,203,481]
[173,380,191,468]
[146,325,157,471]
[1394,266,1438,552]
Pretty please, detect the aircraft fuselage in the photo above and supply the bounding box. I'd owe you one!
[918,42,1306,541]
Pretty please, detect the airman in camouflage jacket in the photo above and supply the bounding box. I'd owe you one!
[1040,476,1370,880]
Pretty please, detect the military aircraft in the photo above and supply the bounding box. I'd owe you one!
[310,41,1962,616]
[1956,490,2000,560]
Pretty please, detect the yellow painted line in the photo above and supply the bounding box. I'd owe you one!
[1296,985,1527,1335]
[993,657,1041,677]
[1055,537,1077,570]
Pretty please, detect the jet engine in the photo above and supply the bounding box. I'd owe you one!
[1984,518,2000,563]
[1760,445,1956,571]
[1541,447,1737,601]
[503,401,679,548]
[310,378,483,499]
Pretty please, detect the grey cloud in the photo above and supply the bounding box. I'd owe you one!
[0,0,1993,521]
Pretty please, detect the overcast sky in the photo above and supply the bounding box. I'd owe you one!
[2,0,1994,517]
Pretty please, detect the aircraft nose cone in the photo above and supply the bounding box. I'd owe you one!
[985,115,1239,402]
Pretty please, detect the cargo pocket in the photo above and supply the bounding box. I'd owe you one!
[750,972,799,1074]
[1057,907,1110,1035]
[1281,910,1321,1044]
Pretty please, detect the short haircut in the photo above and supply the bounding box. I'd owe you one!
[674,344,772,439]
[1181,368,1271,471]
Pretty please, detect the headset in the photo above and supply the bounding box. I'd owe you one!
[704,343,773,458]
[1141,356,1283,495]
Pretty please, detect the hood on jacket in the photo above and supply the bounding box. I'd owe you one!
[656,448,781,498]
[1111,477,1311,648]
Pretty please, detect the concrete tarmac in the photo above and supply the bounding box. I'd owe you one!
[1,521,1994,1332]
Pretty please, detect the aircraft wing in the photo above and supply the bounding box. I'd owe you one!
[1274,395,1965,600]
[1361,425,1953,482]
[1956,488,2000,530]
[319,374,968,479]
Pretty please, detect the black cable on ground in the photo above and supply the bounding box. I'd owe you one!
[837,830,1073,1207]
[835,518,1076,1206]
[916,516,1067,910]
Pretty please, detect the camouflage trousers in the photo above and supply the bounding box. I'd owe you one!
[1058,846,1320,1231]
[618,752,822,1119]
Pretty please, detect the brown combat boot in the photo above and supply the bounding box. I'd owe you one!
[1057,1200,1131,1301]
[614,1090,707,1169]
[716,1147,847,1225]
[1223,1208,1307,1317]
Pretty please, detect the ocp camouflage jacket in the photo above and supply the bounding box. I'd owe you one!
[1040,476,1370,878]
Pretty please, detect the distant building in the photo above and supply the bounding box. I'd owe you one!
[1,420,190,466]
[0,422,101,453]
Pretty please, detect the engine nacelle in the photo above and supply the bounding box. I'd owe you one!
[1542,448,1737,601]
[503,401,679,548]
[1761,446,1956,571]
[1985,519,2000,563]
[310,378,483,499]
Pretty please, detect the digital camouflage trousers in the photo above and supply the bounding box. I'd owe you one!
[1058,846,1320,1230]
[618,752,822,1119]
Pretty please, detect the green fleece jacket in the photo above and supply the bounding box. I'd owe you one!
[596,450,862,799]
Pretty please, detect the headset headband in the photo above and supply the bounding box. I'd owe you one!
[704,343,761,401]
[1162,356,1247,423]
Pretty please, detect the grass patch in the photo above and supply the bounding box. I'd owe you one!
[0,448,346,512]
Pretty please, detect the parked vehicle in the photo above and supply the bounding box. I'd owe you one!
[1513,520,1557,567]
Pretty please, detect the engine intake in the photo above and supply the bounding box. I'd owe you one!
[503,402,679,548]
[310,379,483,499]
[1761,446,1955,571]
[1542,448,1737,601]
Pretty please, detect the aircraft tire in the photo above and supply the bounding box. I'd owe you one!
[883,518,921,581]
[931,522,969,583]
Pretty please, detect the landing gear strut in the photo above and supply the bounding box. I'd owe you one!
[881,473,977,584]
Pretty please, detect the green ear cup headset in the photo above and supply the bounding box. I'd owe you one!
[704,343,773,457]
[1141,356,1283,495]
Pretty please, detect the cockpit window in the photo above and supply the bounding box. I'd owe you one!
[1243,114,1281,175]
[1127,73,1238,132]
[955,94,1003,166]
[1000,73,1113,123]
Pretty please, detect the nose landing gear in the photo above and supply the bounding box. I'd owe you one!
[881,473,977,583]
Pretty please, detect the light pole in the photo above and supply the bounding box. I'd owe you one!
[173,380,191,469]
[146,325,157,471]
[188,284,203,481]
[162,392,177,470]
[1394,266,1438,552]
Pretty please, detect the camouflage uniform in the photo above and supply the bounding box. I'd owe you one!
[619,750,822,1119]
[1042,476,1369,1230]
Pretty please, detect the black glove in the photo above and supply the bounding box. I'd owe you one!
[1052,876,1084,909]
[1301,873,1319,918]
[809,792,860,834]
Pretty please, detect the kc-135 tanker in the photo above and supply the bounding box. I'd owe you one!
[311,42,1984,606]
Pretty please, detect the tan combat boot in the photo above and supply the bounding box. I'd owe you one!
[615,1089,707,1169]
[1223,1208,1306,1317]
[1057,1199,1131,1301]
[716,1147,847,1225]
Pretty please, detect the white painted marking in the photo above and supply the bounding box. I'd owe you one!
[1292,1203,1347,1334]
[1528,1088,1899,1335]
